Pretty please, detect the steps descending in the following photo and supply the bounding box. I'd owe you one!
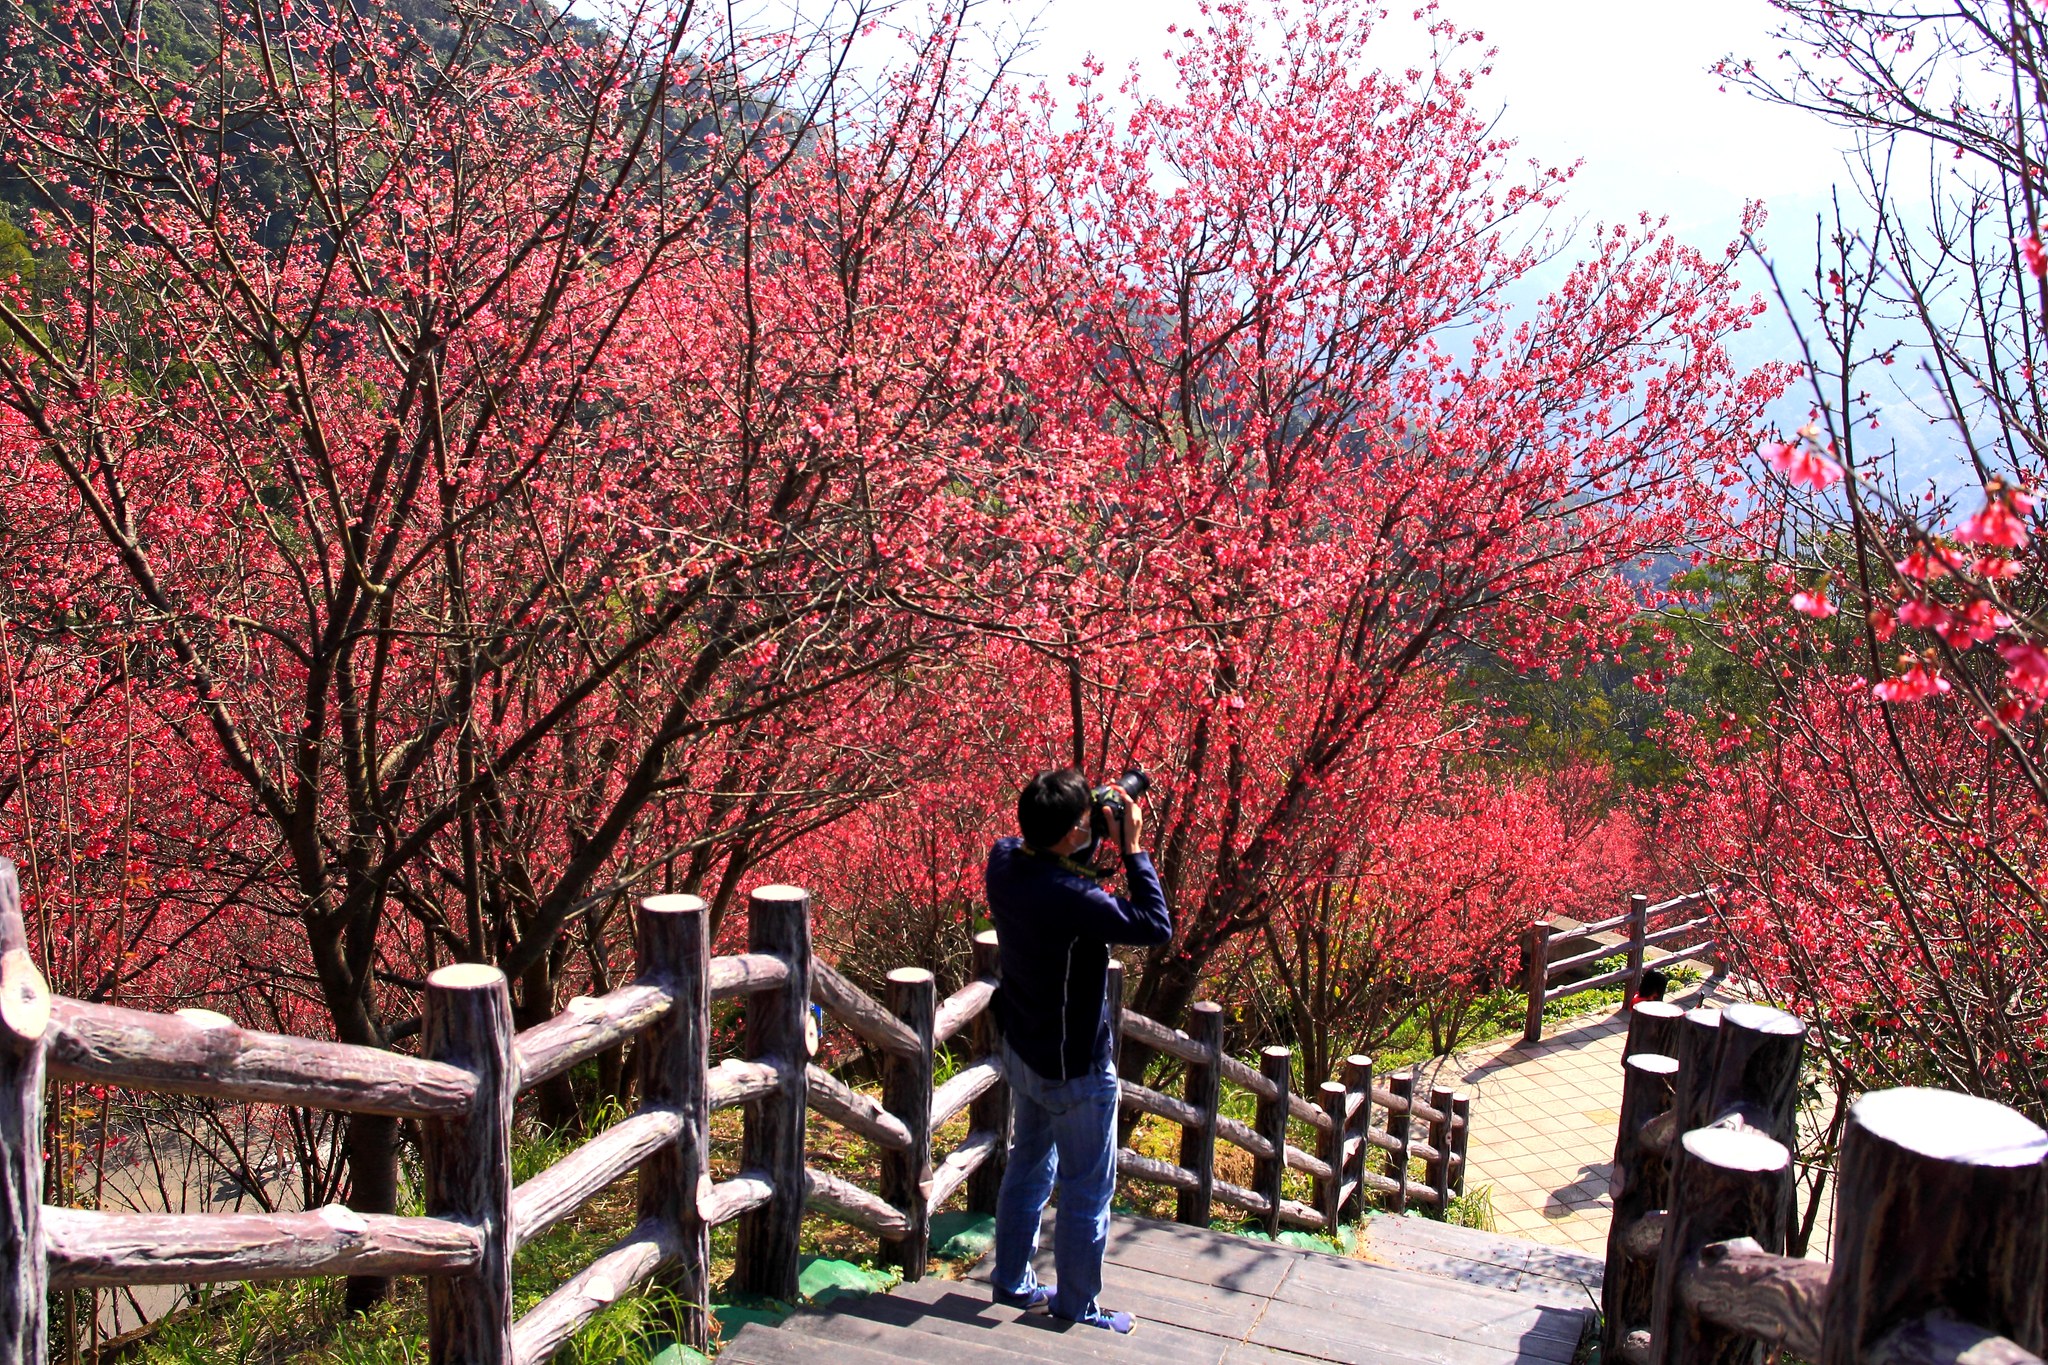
[717,1213,1599,1364]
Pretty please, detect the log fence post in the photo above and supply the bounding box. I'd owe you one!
[1624,893,1649,1003]
[1448,1090,1471,1197]
[1820,1088,2048,1365]
[1252,1046,1291,1238]
[1601,1052,1679,1363]
[1316,1079,1347,1233]
[635,893,710,1352]
[880,968,935,1280]
[1646,1124,1793,1365]
[1625,999,1686,1061]
[1340,1055,1373,1220]
[966,930,1008,1216]
[1427,1081,1456,1215]
[1702,1003,1805,1147]
[1386,1069,1415,1214]
[735,885,812,1300]
[0,862,47,1365]
[1175,1002,1224,1229]
[1521,921,1553,1044]
[421,963,516,1364]
[1671,1007,1723,1134]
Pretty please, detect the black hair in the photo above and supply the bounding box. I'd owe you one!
[1017,768,1090,850]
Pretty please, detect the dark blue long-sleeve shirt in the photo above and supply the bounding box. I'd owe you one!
[985,837,1172,1082]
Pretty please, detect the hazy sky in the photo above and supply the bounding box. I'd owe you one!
[1000,0,1951,468]
[1009,0,1850,258]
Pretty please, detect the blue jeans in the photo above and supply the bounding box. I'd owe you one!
[991,1040,1118,1320]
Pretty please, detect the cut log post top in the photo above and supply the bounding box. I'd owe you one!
[1624,1000,1685,1060]
[1823,1087,2048,1365]
[1705,1003,1805,1142]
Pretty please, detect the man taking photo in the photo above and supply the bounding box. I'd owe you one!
[984,768,1171,1335]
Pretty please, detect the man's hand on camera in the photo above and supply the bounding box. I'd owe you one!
[1108,793,1144,856]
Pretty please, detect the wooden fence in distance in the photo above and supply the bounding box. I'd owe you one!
[1522,889,1720,1042]
[0,859,1472,1364]
[1600,997,2048,1365]
[1106,962,1469,1229]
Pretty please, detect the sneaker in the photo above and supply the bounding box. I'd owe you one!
[1059,1307,1135,1334]
[992,1284,1056,1313]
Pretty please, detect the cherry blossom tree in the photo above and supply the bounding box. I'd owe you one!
[969,0,1779,1058]
[1670,0,2048,1128]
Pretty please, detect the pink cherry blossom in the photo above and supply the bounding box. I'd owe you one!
[2018,231,2048,279]
[1763,439,1843,491]
[1791,589,1836,619]
[1955,498,2031,549]
[1874,663,1951,704]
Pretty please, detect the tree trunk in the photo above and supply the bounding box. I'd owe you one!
[518,956,577,1130]
[309,921,401,1313]
[341,1114,401,1312]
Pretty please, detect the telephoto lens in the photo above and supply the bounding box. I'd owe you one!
[1089,769,1151,843]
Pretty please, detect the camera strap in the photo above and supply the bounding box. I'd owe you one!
[1019,843,1109,881]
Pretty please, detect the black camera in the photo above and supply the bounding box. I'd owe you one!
[1088,769,1151,843]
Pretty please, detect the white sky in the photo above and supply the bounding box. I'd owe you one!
[1006,0,1852,245]
[1003,0,1973,487]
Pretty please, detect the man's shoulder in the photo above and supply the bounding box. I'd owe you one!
[986,836,1025,878]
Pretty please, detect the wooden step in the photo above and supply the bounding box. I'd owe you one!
[851,1274,1225,1364]
[718,1319,909,1364]
[1354,1213,1602,1310]
[724,1213,1598,1365]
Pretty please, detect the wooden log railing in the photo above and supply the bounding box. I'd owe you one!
[1523,887,1721,1043]
[0,850,1481,1365]
[1102,961,1471,1234]
[1600,996,2048,1365]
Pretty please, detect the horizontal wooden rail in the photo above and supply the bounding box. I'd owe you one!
[1216,1113,1273,1161]
[1571,907,1638,936]
[514,983,671,1090]
[1215,1050,1281,1102]
[1677,1238,1827,1360]
[1212,1179,1269,1216]
[510,1108,684,1252]
[43,1205,481,1289]
[1368,1084,1456,1127]
[1118,1009,1217,1067]
[1640,917,1713,951]
[1277,1199,1326,1231]
[806,1064,912,1151]
[707,1056,783,1111]
[47,999,476,1118]
[931,1058,1004,1130]
[1644,888,1715,917]
[698,1171,775,1227]
[709,952,792,1000]
[804,1167,910,1239]
[1286,1089,1334,1134]
[1549,959,1649,1000]
[1554,941,1718,1005]
[1544,939,1625,979]
[928,1128,1001,1211]
[811,960,923,1058]
[1644,940,1719,972]
[1118,1077,1206,1131]
[510,1220,674,1365]
[1117,1149,1199,1192]
[931,978,996,1047]
[1284,1143,1333,1184]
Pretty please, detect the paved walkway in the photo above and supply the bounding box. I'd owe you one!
[1428,1006,1637,1252]
[1422,984,1836,1257]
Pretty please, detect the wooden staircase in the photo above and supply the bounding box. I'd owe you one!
[719,1212,1600,1364]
